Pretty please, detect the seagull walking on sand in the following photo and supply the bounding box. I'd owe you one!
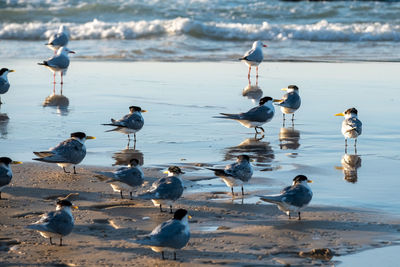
[94,159,144,200]
[138,166,184,213]
[207,155,253,197]
[132,209,191,260]
[33,132,95,174]
[0,68,15,104]
[274,85,301,124]
[0,157,22,199]
[38,47,75,84]
[46,25,70,53]
[102,106,146,148]
[258,175,313,220]
[335,108,362,152]
[27,199,78,246]
[215,96,275,134]
[239,41,267,79]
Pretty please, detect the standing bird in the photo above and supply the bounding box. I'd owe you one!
[258,175,313,220]
[38,47,75,84]
[132,209,191,260]
[0,68,15,104]
[102,106,146,148]
[239,41,267,79]
[46,25,70,53]
[33,132,95,174]
[207,155,253,197]
[94,159,144,200]
[274,85,301,124]
[335,108,362,152]
[0,157,22,199]
[27,199,78,246]
[138,166,184,213]
[215,96,275,134]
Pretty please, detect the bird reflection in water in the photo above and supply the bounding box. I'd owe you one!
[335,154,361,183]
[43,83,69,115]
[113,148,144,167]
[224,135,274,171]
[0,113,9,138]
[242,78,263,105]
[279,126,300,151]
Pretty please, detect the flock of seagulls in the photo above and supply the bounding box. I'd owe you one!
[0,37,364,260]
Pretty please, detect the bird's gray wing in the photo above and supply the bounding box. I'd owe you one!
[27,210,73,236]
[150,219,189,249]
[278,93,301,109]
[114,167,144,187]
[281,185,312,207]
[48,33,68,47]
[242,48,263,63]
[46,54,70,69]
[240,105,273,122]
[0,167,12,187]
[125,113,144,130]
[152,177,184,200]
[343,118,362,135]
[33,139,85,164]
[225,162,253,182]
[0,78,10,94]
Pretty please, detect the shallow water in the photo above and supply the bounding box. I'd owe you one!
[0,60,399,216]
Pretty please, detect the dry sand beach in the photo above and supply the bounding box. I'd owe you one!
[1,162,399,266]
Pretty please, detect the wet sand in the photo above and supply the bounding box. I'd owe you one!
[1,162,399,266]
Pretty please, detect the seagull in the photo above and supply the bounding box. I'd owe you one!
[102,106,146,148]
[258,175,313,220]
[215,96,275,134]
[207,155,253,197]
[132,209,191,260]
[138,166,184,213]
[38,46,75,84]
[46,25,70,53]
[0,68,15,104]
[239,41,267,79]
[27,199,78,246]
[0,157,22,199]
[335,108,362,152]
[33,132,95,174]
[274,85,301,123]
[94,159,144,199]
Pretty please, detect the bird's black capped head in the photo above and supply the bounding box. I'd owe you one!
[129,106,142,112]
[70,132,86,139]
[259,96,273,106]
[129,158,140,166]
[293,175,309,184]
[173,209,188,220]
[345,107,358,115]
[237,154,250,162]
[0,68,10,76]
[168,166,185,174]
[288,85,299,91]
[56,199,73,207]
[0,157,12,165]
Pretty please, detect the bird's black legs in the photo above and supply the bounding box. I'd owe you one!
[59,237,63,246]
[288,213,291,219]
[256,66,259,78]
[161,251,165,260]
[291,114,295,122]
[231,187,234,197]
[73,166,77,174]
[254,126,265,134]
[49,237,54,245]
[130,192,133,200]
[298,212,301,220]
[63,167,70,173]
[120,190,124,199]
[169,205,173,214]
[241,185,244,196]
[174,251,177,260]
[159,204,166,212]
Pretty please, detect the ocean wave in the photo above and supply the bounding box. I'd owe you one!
[1,18,399,42]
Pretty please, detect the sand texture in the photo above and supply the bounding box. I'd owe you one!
[1,163,400,266]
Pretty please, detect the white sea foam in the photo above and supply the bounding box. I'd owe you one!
[1,18,399,42]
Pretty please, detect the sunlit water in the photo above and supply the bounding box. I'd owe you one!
[0,60,399,216]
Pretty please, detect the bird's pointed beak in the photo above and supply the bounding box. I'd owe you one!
[163,171,169,174]
[72,205,79,210]
[9,70,15,73]
[11,161,22,164]
[141,110,147,113]
[334,166,344,170]
[307,180,313,183]
[86,136,96,140]
[281,88,288,91]
[335,113,344,116]
[250,159,255,162]
[69,50,76,54]
[188,215,192,219]
[263,44,267,47]
[273,99,283,103]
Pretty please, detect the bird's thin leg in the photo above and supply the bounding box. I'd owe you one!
[120,190,123,199]
[298,212,301,221]
[292,114,295,122]
[60,72,64,85]
[254,127,259,134]
[73,166,77,174]
[53,72,56,84]
[161,251,165,260]
[159,204,166,213]
[256,66,259,78]
[354,138,357,148]
[241,185,244,196]
[130,192,133,200]
[60,83,63,95]
[49,237,54,245]
[248,66,251,79]
[231,187,234,198]
[174,251,177,261]
[134,133,137,143]
[259,127,265,133]
[288,213,292,219]
[53,82,56,95]
[63,167,70,173]
[169,205,173,214]
[59,237,63,246]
